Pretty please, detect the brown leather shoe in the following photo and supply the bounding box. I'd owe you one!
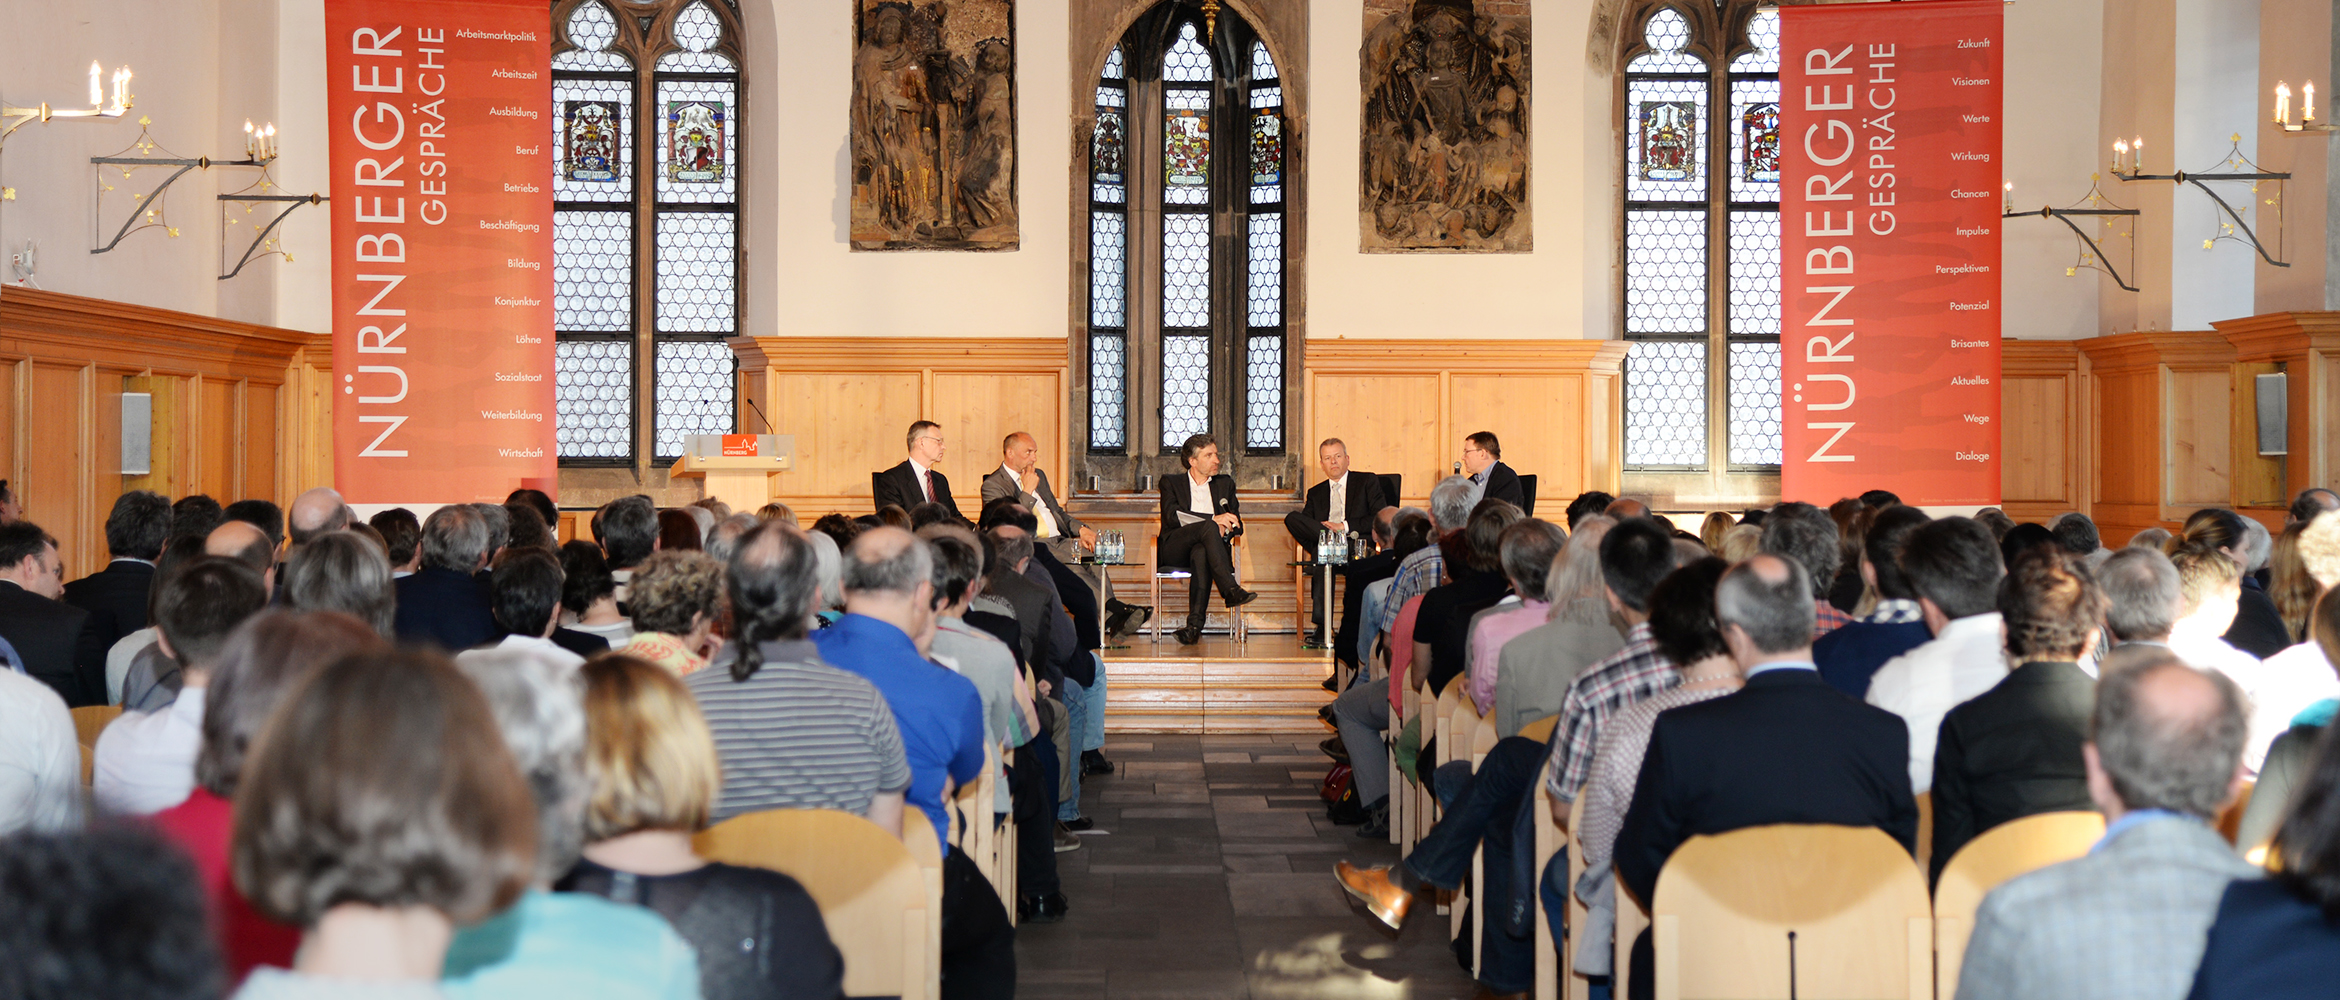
[1334,860,1413,930]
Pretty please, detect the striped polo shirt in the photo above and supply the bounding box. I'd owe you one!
[687,638,913,823]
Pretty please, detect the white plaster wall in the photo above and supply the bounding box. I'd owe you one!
[2001,0,2106,340]
[2170,0,2261,330]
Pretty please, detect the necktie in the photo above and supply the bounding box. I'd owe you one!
[921,468,934,502]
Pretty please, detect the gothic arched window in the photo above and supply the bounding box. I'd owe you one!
[1081,4,1290,488]
[1619,2,1781,491]
[550,0,742,471]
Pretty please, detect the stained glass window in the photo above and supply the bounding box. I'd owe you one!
[1621,2,1784,473]
[1159,21,1215,449]
[1243,39,1285,452]
[1088,46,1130,453]
[551,0,742,466]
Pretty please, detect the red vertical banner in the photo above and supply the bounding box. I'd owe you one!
[326,0,554,503]
[1780,0,2001,505]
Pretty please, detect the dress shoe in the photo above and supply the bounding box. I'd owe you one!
[1356,799,1390,839]
[1053,823,1083,853]
[1174,625,1203,645]
[1224,588,1260,609]
[1334,860,1413,930]
[1318,704,1339,727]
[1062,815,1095,832]
[1080,749,1114,776]
[1321,673,1339,692]
[1019,892,1070,924]
[1319,735,1350,764]
[1106,601,1153,640]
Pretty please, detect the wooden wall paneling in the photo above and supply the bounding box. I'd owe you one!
[928,370,1066,511]
[766,371,924,504]
[2227,361,2286,510]
[1452,374,1577,512]
[1304,373,1442,502]
[197,377,238,502]
[2080,331,2239,543]
[25,363,90,574]
[245,382,280,504]
[1998,340,2090,522]
[2163,371,2233,510]
[2216,312,2340,506]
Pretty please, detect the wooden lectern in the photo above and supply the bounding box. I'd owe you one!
[670,434,793,513]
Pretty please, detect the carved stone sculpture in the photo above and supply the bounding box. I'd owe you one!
[1360,0,1532,252]
[851,0,1018,250]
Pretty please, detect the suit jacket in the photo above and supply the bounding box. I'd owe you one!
[1493,609,1626,739]
[0,580,107,707]
[1479,462,1526,509]
[392,567,503,652]
[2225,579,2293,659]
[874,460,962,520]
[1929,660,2096,880]
[1954,816,2254,1000]
[1301,471,1389,529]
[985,569,1061,690]
[2187,877,2340,1000]
[1333,548,1404,668]
[63,559,156,652]
[550,626,612,661]
[980,466,1083,539]
[1615,666,1918,905]
[1158,472,1242,538]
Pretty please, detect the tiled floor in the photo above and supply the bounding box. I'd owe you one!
[1016,735,1482,1000]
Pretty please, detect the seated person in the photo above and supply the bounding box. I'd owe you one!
[2189,702,2340,999]
[1464,518,1570,723]
[1813,505,1934,697]
[1284,438,1390,627]
[1459,431,1524,509]
[615,550,725,676]
[874,420,962,520]
[1493,517,1624,740]
[1157,434,1257,645]
[1414,500,1525,698]
[94,556,267,815]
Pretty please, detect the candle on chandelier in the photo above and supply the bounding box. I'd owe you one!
[89,61,102,107]
[244,120,256,158]
[2277,82,2293,126]
[2132,136,2144,172]
[109,67,131,114]
[2308,81,2318,123]
[2002,181,2014,214]
[2113,139,2129,172]
[263,122,276,160]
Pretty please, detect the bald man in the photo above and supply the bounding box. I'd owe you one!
[982,430,1150,644]
[286,487,352,548]
[205,520,277,594]
[1604,497,1650,522]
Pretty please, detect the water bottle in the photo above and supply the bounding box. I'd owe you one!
[1316,527,1329,563]
[1336,531,1350,565]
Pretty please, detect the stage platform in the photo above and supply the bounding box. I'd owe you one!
[1100,634,1340,735]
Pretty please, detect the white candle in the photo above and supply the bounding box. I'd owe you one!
[2308,82,2318,122]
[2277,82,2292,126]
[2114,139,2128,172]
[89,61,101,107]
[2132,136,2144,172]
[2003,181,2014,213]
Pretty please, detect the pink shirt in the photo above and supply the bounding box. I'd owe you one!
[1389,594,1426,707]
[1467,599,1552,713]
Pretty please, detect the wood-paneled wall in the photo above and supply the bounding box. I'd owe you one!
[1301,339,1628,510]
[0,288,330,575]
[2000,340,2091,523]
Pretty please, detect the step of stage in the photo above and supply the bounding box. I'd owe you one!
[1100,635,1339,735]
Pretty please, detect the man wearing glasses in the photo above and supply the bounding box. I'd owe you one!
[1460,431,1524,510]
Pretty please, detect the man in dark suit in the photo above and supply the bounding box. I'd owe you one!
[1614,553,1918,999]
[1462,431,1525,510]
[1331,508,1406,680]
[874,420,963,520]
[1159,433,1258,644]
[982,431,1149,639]
[1283,438,1392,630]
[63,489,172,652]
[392,504,503,652]
[0,521,109,706]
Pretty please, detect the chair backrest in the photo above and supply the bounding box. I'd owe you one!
[1433,682,1462,769]
[71,705,121,786]
[2215,779,2252,845]
[1651,824,1932,1000]
[1932,810,2104,999]
[871,472,887,511]
[694,809,937,1000]
[1564,793,1594,1000]
[1520,474,1539,517]
[1379,473,1404,508]
[1914,791,1933,876]
[1518,713,1560,744]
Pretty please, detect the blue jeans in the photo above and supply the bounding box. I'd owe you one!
[1401,736,1545,890]
[1065,656,1107,753]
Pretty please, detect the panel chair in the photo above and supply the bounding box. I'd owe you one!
[1650,824,1933,1000]
[1531,769,1564,1000]
[1914,792,1933,879]
[1287,470,1403,638]
[71,705,121,785]
[1519,474,1539,517]
[1932,811,2105,1000]
[1467,701,1499,977]
[1565,795,1592,1000]
[949,744,1007,909]
[1146,530,1247,643]
[694,809,940,1000]
[1431,682,1463,919]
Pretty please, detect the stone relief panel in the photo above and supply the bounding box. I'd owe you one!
[1360,0,1531,252]
[851,0,1018,250]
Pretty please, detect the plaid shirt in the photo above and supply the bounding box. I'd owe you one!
[1815,603,1853,637]
[1863,598,1925,625]
[1378,544,1446,633]
[1542,621,1677,802]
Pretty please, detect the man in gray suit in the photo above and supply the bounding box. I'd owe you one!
[1954,650,2256,1000]
[980,432,1147,639]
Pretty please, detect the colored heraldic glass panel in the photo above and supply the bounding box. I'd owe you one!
[1739,100,1781,186]
[1624,340,1709,467]
[557,92,630,196]
[1164,107,1212,198]
[1093,106,1127,195]
[1250,111,1282,187]
[656,79,736,202]
[556,340,633,459]
[655,341,734,458]
[1636,99,1700,184]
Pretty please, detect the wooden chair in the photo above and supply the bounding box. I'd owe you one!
[1616,871,1649,1000]
[694,809,940,1000]
[949,744,1006,907]
[1518,713,1560,744]
[1532,771,1562,1000]
[2215,780,2252,845]
[71,705,121,786]
[1565,795,1592,1000]
[1649,824,1932,1000]
[1432,683,1464,920]
[1932,811,2105,999]
[1914,792,1933,876]
[1468,705,1499,976]
[1146,530,1246,643]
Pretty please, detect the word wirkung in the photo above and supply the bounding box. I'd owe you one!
[344,25,453,458]
[1794,42,1898,464]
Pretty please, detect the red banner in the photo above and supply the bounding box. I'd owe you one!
[1780,0,2002,505]
[326,0,553,503]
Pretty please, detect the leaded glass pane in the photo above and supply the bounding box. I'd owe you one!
[657,2,734,71]
[1626,78,1706,202]
[1092,92,1126,203]
[1162,336,1211,447]
[1729,79,1781,201]
[1251,40,1277,81]
[1164,21,1212,82]
[556,1,629,70]
[1164,91,1211,206]
[1728,340,1782,466]
[554,211,631,332]
[1246,212,1281,326]
[1627,9,1705,73]
[1102,45,1125,80]
[1245,336,1283,450]
[1162,213,1210,327]
[1624,340,1708,467]
[1090,211,1126,328]
[654,212,735,333]
[653,340,734,458]
[1728,211,1781,336]
[1730,8,1781,74]
[556,340,632,459]
[1090,336,1127,450]
[1624,209,1707,335]
[656,79,735,202]
[555,79,632,200]
[1250,85,1283,110]
[1250,110,1282,198]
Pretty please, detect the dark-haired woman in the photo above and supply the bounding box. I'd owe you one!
[2187,722,2340,998]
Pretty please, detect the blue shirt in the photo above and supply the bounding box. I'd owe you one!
[813,613,986,854]
[2094,808,2189,854]
[443,890,699,999]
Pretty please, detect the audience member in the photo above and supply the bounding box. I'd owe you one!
[369,507,422,576]
[1459,431,1525,510]
[1614,554,1917,999]
[0,643,78,835]
[2191,701,2340,997]
[1563,491,1615,530]
[1697,511,1734,552]
[96,556,268,813]
[1540,518,1684,808]
[392,504,501,652]
[1415,500,1525,697]
[755,501,797,526]
[2168,544,2299,771]
[1463,517,1568,726]
[284,487,351,549]
[875,421,965,519]
[809,512,862,553]
[230,648,538,1000]
[1814,504,1934,698]
[1715,522,1762,562]
[472,502,512,571]
[2269,521,2320,643]
[1954,654,2252,1000]
[598,496,659,600]
[0,520,107,705]
[2234,588,2340,853]
[346,521,389,560]
[2051,511,2107,566]
[1569,557,1737,981]
[558,655,846,1000]
[980,501,1103,768]
[704,512,758,563]
[205,520,278,594]
[1860,489,1903,508]
[981,525,1065,689]
[0,828,220,999]
[1974,507,2016,542]
[444,648,700,998]
[2288,486,2340,525]
[1604,498,1649,521]
[689,523,909,830]
[1866,517,2008,794]
[1929,548,2103,880]
[1377,476,1478,653]
[475,548,595,668]
[1328,507,1405,686]
[614,550,724,675]
[221,499,284,552]
[107,534,205,705]
[557,540,632,647]
[64,489,170,650]
[1491,517,1622,742]
[1759,502,1850,636]
[504,500,554,553]
[2102,546,2183,648]
[2132,526,2175,550]
[1156,433,1256,645]
[151,610,382,980]
[171,493,225,542]
[507,488,559,530]
[2180,509,2291,658]
[1824,497,1871,613]
[657,507,704,552]
[278,531,396,636]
